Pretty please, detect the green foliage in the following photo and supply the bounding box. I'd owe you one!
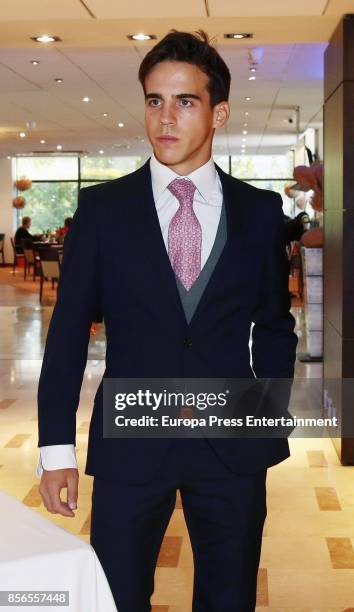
[20,182,78,234]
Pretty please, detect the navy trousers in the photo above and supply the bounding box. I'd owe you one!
[90,438,267,612]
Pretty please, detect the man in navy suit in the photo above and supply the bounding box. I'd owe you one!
[38,30,298,611]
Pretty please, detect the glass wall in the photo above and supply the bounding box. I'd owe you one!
[15,151,297,233]
[231,153,295,217]
[16,156,144,233]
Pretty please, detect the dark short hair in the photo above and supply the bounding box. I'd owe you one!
[64,217,73,227]
[138,30,231,107]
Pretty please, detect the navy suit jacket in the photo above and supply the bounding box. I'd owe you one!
[37,160,298,482]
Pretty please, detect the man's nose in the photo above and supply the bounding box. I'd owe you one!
[159,103,176,126]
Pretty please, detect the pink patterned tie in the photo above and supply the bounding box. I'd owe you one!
[167,178,201,291]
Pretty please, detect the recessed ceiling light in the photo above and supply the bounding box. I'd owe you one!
[241,150,246,154]
[244,123,248,127]
[102,113,108,117]
[250,67,257,72]
[56,144,62,150]
[127,33,156,41]
[118,122,124,128]
[7,156,11,159]
[30,60,40,65]
[55,78,63,83]
[99,149,104,154]
[245,97,251,101]
[248,76,256,81]
[19,132,26,138]
[245,111,249,116]
[224,33,253,40]
[242,138,246,142]
[40,139,46,144]
[82,96,90,103]
[242,130,248,135]
[31,35,61,43]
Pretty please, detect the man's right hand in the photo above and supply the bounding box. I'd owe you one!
[39,468,79,517]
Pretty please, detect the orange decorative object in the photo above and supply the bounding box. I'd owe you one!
[12,196,26,209]
[288,162,323,212]
[284,184,298,198]
[14,176,32,191]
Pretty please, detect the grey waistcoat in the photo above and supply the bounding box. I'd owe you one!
[175,201,227,324]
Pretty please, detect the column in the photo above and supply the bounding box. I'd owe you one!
[324,14,354,464]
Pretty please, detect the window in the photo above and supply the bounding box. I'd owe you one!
[15,156,144,233]
[231,153,295,217]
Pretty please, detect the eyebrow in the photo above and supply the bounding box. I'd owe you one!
[145,93,201,101]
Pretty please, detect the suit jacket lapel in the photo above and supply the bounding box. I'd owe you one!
[131,160,189,327]
[187,164,247,327]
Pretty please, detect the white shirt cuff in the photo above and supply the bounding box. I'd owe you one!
[36,444,78,478]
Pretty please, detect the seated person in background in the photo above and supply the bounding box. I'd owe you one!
[14,216,33,253]
[56,217,73,243]
[62,217,73,234]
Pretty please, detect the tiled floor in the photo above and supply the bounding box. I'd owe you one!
[0,267,354,611]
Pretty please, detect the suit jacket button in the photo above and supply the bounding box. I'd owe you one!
[183,337,193,348]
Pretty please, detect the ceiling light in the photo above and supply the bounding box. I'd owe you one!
[241,150,246,154]
[242,130,248,135]
[118,122,124,128]
[250,67,257,72]
[30,60,40,65]
[56,144,62,150]
[244,123,248,127]
[99,149,104,154]
[55,78,63,83]
[248,76,256,81]
[224,33,253,40]
[31,35,61,43]
[103,113,108,117]
[40,139,46,144]
[242,138,246,142]
[82,96,90,103]
[7,156,11,159]
[245,97,251,101]
[19,132,26,138]
[127,33,156,41]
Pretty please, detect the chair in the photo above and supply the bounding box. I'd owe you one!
[0,233,5,265]
[10,237,24,274]
[21,239,40,281]
[37,248,61,304]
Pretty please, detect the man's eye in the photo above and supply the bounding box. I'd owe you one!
[179,99,192,107]
[148,99,161,107]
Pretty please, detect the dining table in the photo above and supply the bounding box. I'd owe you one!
[0,491,117,611]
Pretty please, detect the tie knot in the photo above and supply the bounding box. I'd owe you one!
[167,178,196,207]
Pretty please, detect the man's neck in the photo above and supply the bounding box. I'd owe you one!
[153,153,212,176]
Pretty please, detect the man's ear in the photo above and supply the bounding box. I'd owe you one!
[212,101,230,129]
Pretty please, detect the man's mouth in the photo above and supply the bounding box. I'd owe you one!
[156,136,179,143]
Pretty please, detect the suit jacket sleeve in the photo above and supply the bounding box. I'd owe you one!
[251,193,298,379]
[37,187,101,447]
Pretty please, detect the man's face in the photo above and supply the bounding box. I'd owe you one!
[144,61,229,174]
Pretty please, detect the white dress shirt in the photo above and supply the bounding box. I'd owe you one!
[37,153,223,476]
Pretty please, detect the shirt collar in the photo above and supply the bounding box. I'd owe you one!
[150,152,220,208]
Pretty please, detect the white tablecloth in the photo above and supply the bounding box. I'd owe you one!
[0,491,117,611]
